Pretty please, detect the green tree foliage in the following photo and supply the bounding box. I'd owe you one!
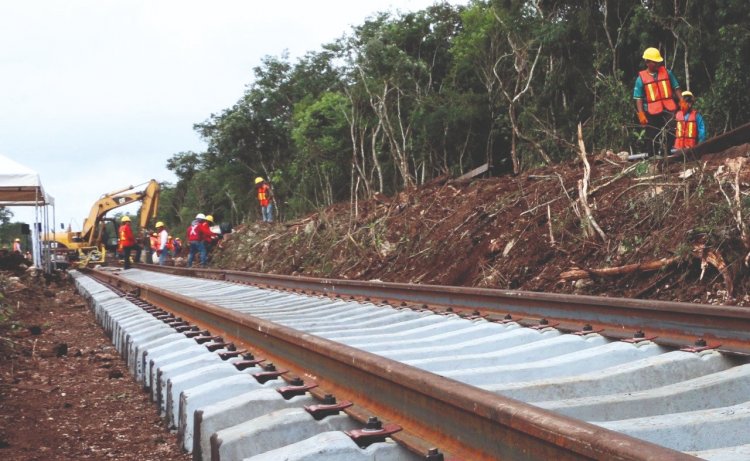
[0,208,11,226]
[159,0,750,228]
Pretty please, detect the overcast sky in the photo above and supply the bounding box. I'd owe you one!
[0,0,460,229]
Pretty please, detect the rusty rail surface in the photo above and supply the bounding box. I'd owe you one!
[135,264,750,356]
[83,267,702,461]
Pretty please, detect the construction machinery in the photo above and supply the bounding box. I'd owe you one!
[45,180,160,267]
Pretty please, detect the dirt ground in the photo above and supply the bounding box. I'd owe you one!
[213,144,750,305]
[1,142,749,460]
[0,269,190,461]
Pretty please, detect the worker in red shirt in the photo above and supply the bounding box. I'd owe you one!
[118,216,135,269]
[186,213,214,268]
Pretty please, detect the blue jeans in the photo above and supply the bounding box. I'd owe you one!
[158,249,171,266]
[262,204,273,222]
[187,241,207,267]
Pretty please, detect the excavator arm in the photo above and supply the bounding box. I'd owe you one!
[138,180,160,230]
[80,180,161,246]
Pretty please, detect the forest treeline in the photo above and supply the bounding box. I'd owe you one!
[158,0,750,228]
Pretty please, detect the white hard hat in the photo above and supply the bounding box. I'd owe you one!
[195,213,206,220]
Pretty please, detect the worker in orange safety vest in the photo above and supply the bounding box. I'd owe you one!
[118,216,135,270]
[633,47,686,157]
[254,177,273,222]
[673,91,706,151]
[149,232,159,263]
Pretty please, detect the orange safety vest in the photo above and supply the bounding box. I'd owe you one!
[674,110,698,149]
[257,183,271,206]
[118,224,135,249]
[166,236,175,251]
[149,234,159,250]
[639,67,676,115]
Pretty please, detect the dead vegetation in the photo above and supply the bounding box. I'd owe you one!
[213,143,750,306]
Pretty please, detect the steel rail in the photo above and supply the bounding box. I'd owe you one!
[674,120,750,159]
[84,268,697,461]
[136,264,750,355]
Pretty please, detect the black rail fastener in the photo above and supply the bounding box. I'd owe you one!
[499,313,519,324]
[184,329,210,338]
[252,363,288,383]
[345,416,402,448]
[531,318,558,330]
[218,348,245,360]
[205,341,231,352]
[573,324,603,335]
[276,377,319,400]
[194,335,220,344]
[425,448,444,461]
[622,330,657,343]
[681,337,721,353]
[304,394,353,420]
[233,354,264,367]
[466,309,488,320]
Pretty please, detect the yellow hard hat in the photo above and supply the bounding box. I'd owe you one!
[152,233,157,236]
[205,215,214,223]
[642,47,663,63]
[14,238,20,242]
[681,90,694,99]
[254,177,264,184]
[155,221,165,228]
[121,216,131,222]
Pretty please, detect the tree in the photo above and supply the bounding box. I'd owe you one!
[0,207,11,226]
[157,0,750,227]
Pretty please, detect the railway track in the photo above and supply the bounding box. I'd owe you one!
[72,265,750,461]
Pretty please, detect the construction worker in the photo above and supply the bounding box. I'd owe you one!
[254,177,273,222]
[118,216,135,270]
[166,235,176,257]
[155,221,170,266]
[673,91,706,151]
[172,237,182,257]
[633,47,686,157]
[12,238,21,253]
[149,232,159,263]
[186,213,214,268]
[204,215,219,253]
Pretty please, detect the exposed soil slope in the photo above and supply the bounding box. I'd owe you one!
[213,144,750,306]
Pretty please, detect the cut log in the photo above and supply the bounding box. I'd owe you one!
[559,244,734,296]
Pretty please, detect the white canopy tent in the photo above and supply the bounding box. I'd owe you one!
[0,153,55,271]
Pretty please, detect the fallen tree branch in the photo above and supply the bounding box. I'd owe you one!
[588,162,642,196]
[576,124,607,242]
[560,256,681,280]
[559,243,734,296]
[547,204,555,246]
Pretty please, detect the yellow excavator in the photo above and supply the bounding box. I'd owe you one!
[45,180,160,267]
